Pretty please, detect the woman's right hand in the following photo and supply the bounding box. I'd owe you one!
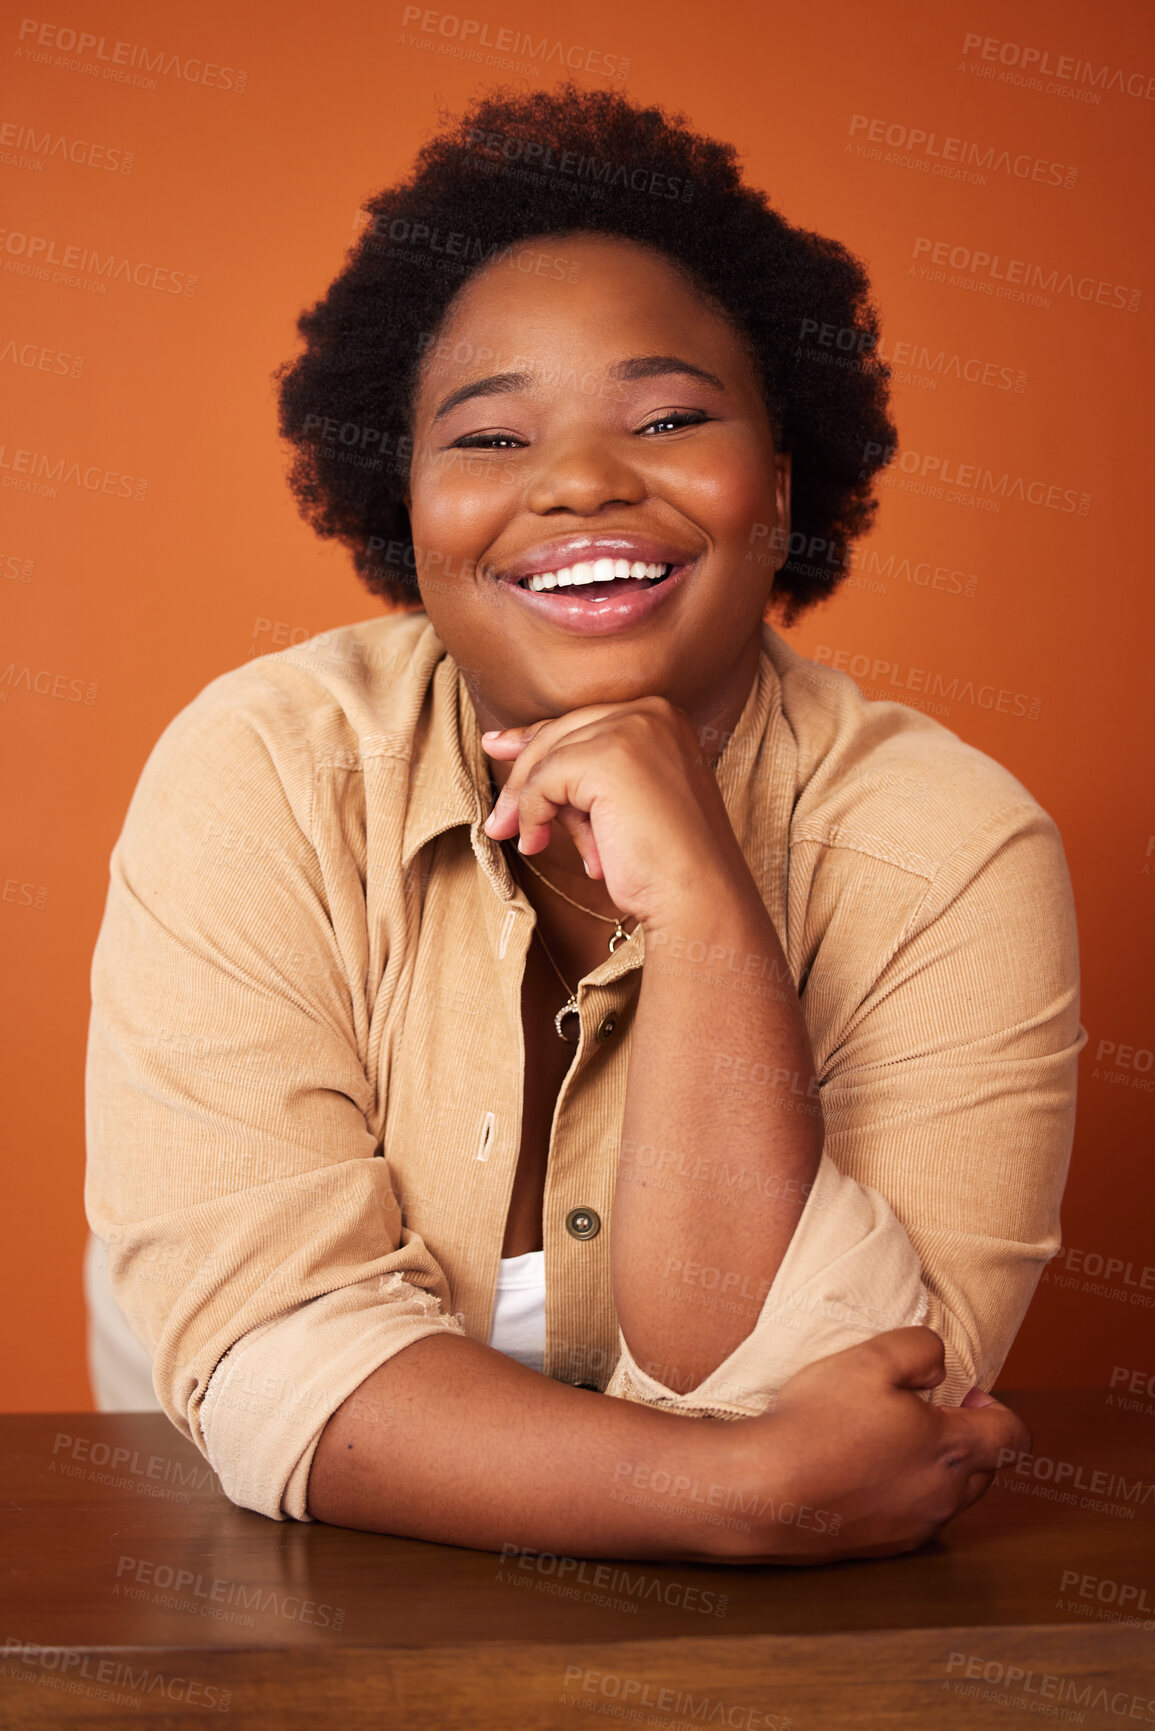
[718,1326,1030,1564]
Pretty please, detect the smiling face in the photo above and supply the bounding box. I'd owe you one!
[405,233,790,738]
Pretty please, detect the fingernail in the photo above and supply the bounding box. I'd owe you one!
[961,1386,995,1408]
[481,729,502,740]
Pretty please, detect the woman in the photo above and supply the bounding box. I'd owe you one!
[85,85,1083,1563]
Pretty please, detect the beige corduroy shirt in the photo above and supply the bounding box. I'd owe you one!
[85,612,1085,1521]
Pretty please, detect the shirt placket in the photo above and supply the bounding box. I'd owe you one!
[472,819,645,1389]
[538,935,643,1391]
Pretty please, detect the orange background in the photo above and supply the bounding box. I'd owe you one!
[2,0,1152,1410]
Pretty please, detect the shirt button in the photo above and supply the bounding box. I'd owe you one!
[565,1207,601,1241]
[596,1014,618,1043]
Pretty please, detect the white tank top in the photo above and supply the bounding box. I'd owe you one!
[486,1249,546,1373]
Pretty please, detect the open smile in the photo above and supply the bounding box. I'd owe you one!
[493,533,699,635]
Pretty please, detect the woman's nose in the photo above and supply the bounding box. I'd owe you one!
[523,431,647,516]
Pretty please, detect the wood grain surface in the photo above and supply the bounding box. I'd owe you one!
[2,1391,1152,1728]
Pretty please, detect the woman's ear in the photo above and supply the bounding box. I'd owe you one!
[774,452,792,564]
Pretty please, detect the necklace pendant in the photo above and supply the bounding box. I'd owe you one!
[608,923,629,954]
[555,997,581,1043]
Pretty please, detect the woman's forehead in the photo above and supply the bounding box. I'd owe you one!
[423,239,743,378]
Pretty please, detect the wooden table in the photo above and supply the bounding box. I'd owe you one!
[1,1392,1152,1728]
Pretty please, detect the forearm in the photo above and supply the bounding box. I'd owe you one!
[307,1332,752,1560]
[306,1327,1022,1568]
[613,872,823,1389]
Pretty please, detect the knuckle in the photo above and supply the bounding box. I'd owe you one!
[605,731,641,769]
[633,696,678,735]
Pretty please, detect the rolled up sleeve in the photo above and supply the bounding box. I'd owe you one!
[85,681,465,1522]
[606,1153,928,1417]
[607,799,1084,1415]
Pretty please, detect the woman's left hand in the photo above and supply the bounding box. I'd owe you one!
[480,697,753,930]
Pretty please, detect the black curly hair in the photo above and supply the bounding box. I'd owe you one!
[275,83,896,626]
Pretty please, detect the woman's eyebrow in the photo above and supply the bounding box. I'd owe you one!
[611,355,725,390]
[431,354,726,422]
[433,371,533,422]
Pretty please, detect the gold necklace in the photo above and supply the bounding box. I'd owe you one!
[523,907,581,1045]
[515,849,636,953]
[503,840,637,1044]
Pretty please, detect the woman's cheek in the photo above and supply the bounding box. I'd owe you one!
[418,458,519,534]
[410,474,479,555]
[670,457,778,550]
[410,478,514,593]
[709,432,782,518]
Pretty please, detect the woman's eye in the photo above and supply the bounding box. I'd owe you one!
[450,432,525,450]
[639,410,709,436]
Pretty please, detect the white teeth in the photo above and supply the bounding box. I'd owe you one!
[523,559,672,593]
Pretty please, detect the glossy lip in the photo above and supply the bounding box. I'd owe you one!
[496,532,699,586]
[500,554,698,635]
[492,530,702,638]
